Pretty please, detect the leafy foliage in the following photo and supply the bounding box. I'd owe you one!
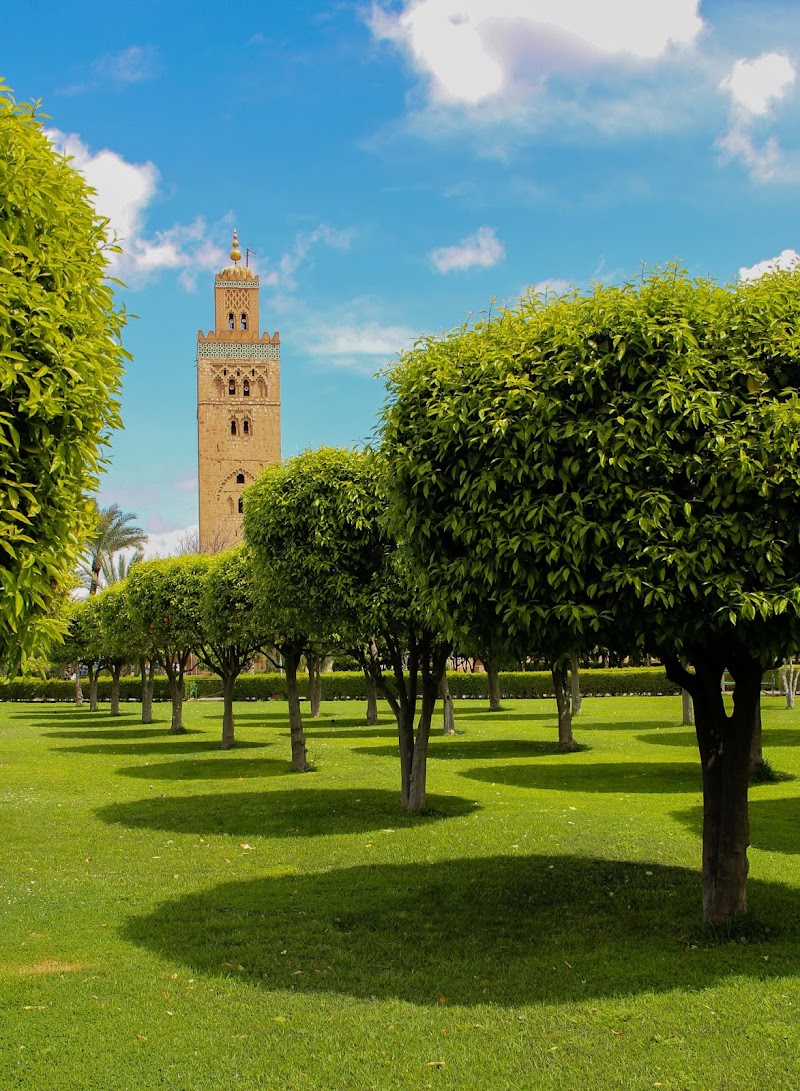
[0,84,128,669]
[383,265,800,664]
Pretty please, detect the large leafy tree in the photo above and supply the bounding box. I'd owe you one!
[93,582,139,716]
[0,85,127,670]
[126,557,208,733]
[383,266,800,922]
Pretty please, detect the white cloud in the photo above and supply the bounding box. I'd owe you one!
[45,129,228,288]
[718,52,796,181]
[431,225,504,273]
[142,525,199,559]
[370,0,703,106]
[739,248,800,282]
[721,52,795,118]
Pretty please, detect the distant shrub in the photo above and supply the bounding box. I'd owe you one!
[0,666,680,702]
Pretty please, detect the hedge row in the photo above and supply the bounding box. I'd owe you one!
[0,666,680,703]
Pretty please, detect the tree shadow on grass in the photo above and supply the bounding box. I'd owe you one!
[50,739,271,756]
[573,717,685,733]
[303,728,399,739]
[121,853,800,1009]
[115,757,292,780]
[44,727,204,741]
[461,760,702,794]
[640,727,800,751]
[450,708,557,723]
[637,729,697,748]
[97,787,477,839]
[351,739,589,761]
[673,796,800,855]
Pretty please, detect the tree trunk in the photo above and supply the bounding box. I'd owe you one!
[221,673,236,750]
[140,658,154,724]
[88,663,98,712]
[110,663,122,716]
[666,650,760,923]
[552,660,575,751]
[442,669,456,735]
[284,648,308,772]
[487,658,501,712]
[782,660,797,709]
[308,651,322,718]
[749,694,763,774]
[166,666,185,734]
[73,668,83,707]
[681,688,695,726]
[365,670,378,725]
[570,655,582,716]
[406,673,438,812]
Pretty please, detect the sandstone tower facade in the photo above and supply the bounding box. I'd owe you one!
[197,232,281,552]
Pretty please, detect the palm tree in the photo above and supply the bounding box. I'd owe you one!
[100,547,145,588]
[81,503,148,595]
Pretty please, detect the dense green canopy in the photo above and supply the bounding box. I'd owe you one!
[0,84,127,669]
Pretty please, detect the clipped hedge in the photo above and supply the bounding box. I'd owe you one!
[0,666,681,703]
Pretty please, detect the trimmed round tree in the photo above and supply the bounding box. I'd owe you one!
[195,546,272,750]
[383,266,800,922]
[126,556,208,734]
[244,446,450,809]
[0,85,127,670]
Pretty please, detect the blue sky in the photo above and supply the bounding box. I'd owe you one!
[3,0,799,552]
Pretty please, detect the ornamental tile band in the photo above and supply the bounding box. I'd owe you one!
[197,342,280,360]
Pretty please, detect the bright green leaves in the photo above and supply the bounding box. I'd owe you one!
[383,264,800,663]
[0,83,128,670]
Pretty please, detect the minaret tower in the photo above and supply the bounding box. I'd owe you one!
[197,231,281,552]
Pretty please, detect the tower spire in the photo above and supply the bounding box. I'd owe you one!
[230,229,242,264]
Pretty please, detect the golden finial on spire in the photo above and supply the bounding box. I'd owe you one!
[230,230,242,263]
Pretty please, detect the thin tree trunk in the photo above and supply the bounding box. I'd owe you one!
[221,672,236,750]
[110,663,122,716]
[284,648,308,771]
[73,668,83,707]
[487,658,501,712]
[442,669,455,735]
[308,651,322,718]
[365,669,378,725]
[165,661,186,734]
[407,673,438,811]
[682,689,695,726]
[141,658,155,724]
[749,694,763,773]
[570,655,582,716]
[88,663,98,712]
[552,659,575,751]
[782,660,797,709]
[666,651,760,923]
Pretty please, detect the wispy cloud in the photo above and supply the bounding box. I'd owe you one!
[717,51,797,181]
[296,298,418,374]
[431,225,504,273]
[62,45,160,95]
[259,225,354,295]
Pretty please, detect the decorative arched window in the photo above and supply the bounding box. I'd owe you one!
[228,379,236,395]
[236,473,245,484]
[243,420,249,435]
[228,312,235,330]
[241,312,248,330]
[237,497,244,514]
[230,420,237,435]
[243,379,250,396]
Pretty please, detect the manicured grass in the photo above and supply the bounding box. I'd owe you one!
[2,695,800,1090]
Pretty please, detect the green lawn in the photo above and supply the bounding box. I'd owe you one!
[2,695,800,1090]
